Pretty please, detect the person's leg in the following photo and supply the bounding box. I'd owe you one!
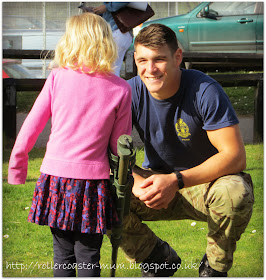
[115,181,209,276]
[112,29,132,76]
[203,172,254,273]
[120,177,209,264]
[112,165,207,273]
[50,227,76,277]
[115,195,182,276]
[117,170,253,276]
[74,232,103,277]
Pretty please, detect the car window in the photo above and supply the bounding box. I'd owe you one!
[208,2,257,16]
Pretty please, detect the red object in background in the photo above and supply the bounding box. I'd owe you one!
[3,59,33,78]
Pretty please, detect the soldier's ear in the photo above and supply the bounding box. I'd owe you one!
[174,48,183,67]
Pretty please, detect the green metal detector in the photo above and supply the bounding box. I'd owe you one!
[109,135,136,277]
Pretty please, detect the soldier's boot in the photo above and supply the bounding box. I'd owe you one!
[141,238,181,277]
[199,254,227,277]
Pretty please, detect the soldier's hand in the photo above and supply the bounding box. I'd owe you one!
[138,173,178,209]
[132,183,152,198]
[132,172,153,198]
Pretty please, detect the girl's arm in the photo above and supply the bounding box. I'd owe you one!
[109,86,132,156]
[8,72,53,185]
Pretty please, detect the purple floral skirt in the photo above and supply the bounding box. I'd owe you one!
[28,173,119,234]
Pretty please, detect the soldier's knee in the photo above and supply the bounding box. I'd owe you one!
[226,175,253,212]
[207,174,254,216]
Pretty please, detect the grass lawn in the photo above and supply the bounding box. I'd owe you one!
[2,144,263,277]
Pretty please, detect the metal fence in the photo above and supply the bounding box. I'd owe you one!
[3,2,200,50]
[2,2,199,78]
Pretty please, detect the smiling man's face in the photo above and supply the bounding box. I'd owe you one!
[134,44,182,100]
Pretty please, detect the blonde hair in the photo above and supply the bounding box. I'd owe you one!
[50,13,117,74]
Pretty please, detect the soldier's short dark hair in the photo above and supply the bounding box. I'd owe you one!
[134,24,179,54]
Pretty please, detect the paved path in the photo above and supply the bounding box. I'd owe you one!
[16,113,254,148]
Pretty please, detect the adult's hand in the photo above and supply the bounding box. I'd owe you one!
[132,166,156,198]
[93,5,107,15]
[132,182,153,198]
[138,173,178,210]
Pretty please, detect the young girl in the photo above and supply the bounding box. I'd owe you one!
[8,13,132,277]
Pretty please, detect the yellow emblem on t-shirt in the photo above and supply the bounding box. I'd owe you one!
[175,118,191,139]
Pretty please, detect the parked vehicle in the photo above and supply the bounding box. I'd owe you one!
[142,2,263,53]
[3,15,63,78]
[3,59,35,79]
[124,2,263,75]
[3,15,64,50]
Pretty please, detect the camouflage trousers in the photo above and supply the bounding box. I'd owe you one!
[118,172,254,272]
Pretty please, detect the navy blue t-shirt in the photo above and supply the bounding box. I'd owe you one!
[128,69,239,173]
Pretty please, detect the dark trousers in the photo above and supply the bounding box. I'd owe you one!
[50,227,103,277]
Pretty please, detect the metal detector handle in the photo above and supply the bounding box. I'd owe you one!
[110,135,135,277]
[117,135,133,185]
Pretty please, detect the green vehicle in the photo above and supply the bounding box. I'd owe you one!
[142,2,264,54]
[124,2,263,75]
